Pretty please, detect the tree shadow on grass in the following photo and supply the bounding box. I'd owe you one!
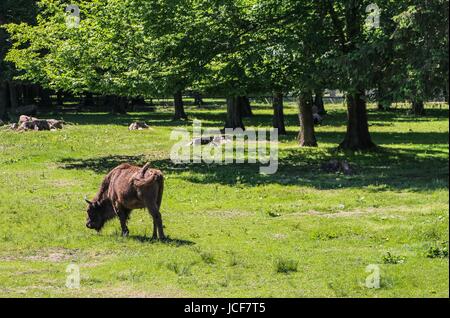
[41,107,449,135]
[51,110,449,147]
[58,146,448,192]
[59,155,147,174]
[128,235,195,247]
[317,131,449,145]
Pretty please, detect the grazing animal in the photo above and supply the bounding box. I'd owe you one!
[85,163,166,239]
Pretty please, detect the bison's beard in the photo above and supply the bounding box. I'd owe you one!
[86,200,115,232]
[86,218,106,232]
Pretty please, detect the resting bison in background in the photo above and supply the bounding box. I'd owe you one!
[128,122,150,130]
[15,115,64,131]
[85,163,166,239]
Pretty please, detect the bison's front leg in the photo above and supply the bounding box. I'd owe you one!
[117,208,131,237]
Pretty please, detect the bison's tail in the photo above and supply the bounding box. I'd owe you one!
[133,164,164,196]
[139,162,152,178]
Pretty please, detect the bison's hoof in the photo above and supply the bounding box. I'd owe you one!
[122,230,129,237]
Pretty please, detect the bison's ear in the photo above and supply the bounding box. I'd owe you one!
[84,196,92,205]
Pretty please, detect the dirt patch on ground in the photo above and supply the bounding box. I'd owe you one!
[1,285,186,298]
[24,248,79,262]
[84,285,186,298]
[286,206,412,219]
[294,210,369,218]
[0,248,117,264]
[320,211,369,218]
[206,210,252,218]
[272,233,288,240]
[47,179,80,188]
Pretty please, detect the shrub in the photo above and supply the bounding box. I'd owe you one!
[200,251,215,264]
[166,262,192,276]
[382,252,406,264]
[426,242,449,259]
[275,258,298,273]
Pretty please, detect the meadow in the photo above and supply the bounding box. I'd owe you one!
[0,101,448,297]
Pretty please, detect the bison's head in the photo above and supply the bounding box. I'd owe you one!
[85,199,107,232]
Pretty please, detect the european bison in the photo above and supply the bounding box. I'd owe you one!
[85,163,166,239]
[15,115,64,131]
[128,122,150,130]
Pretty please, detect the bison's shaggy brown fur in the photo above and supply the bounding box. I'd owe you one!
[14,115,64,131]
[85,163,166,239]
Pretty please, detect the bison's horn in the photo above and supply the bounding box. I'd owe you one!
[84,196,92,205]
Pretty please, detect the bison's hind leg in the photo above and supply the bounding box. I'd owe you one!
[148,203,166,240]
[145,199,165,240]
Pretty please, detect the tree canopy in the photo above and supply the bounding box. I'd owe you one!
[2,0,449,149]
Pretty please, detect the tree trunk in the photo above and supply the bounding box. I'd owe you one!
[173,90,187,120]
[411,99,425,115]
[82,92,95,108]
[193,92,204,107]
[15,84,24,106]
[56,92,64,106]
[225,96,245,130]
[377,101,390,111]
[147,98,155,112]
[101,95,110,109]
[131,96,145,106]
[377,85,392,111]
[8,81,19,112]
[23,84,37,105]
[314,90,326,115]
[111,95,127,114]
[272,91,286,135]
[105,95,127,114]
[130,96,145,111]
[339,89,375,150]
[239,96,253,117]
[0,81,10,121]
[38,86,53,108]
[445,77,449,104]
[298,91,317,147]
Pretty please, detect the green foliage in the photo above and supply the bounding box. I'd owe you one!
[0,0,38,80]
[391,0,449,102]
[426,242,449,259]
[4,0,447,101]
[382,252,406,265]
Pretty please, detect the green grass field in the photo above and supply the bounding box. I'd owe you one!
[0,101,448,298]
